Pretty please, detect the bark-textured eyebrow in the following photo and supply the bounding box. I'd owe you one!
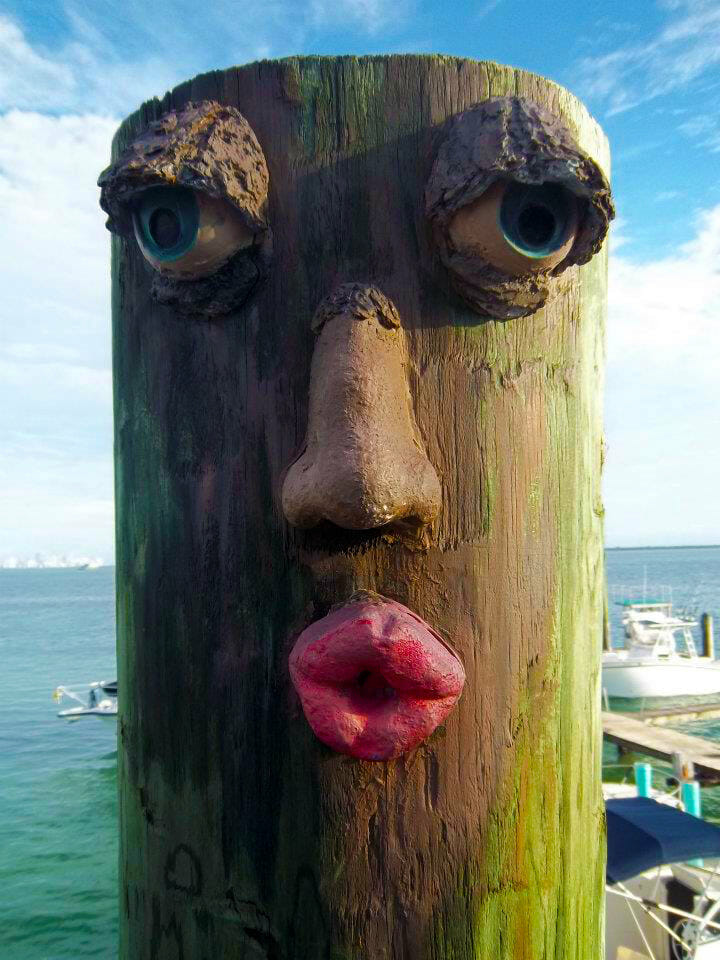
[98,100,269,238]
[425,96,615,319]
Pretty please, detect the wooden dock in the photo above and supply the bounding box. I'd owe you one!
[625,702,720,727]
[602,711,720,782]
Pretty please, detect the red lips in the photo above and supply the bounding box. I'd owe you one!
[289,596,465,760]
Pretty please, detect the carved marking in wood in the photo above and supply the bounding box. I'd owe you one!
[164,843,202,895]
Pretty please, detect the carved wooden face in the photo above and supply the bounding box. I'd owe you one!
[101,60,614,958]
[100,74,611,764]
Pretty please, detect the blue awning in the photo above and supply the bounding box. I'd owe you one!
[606,797,720,884]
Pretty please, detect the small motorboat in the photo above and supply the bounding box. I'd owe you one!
[53,680,118,718]
[605,765,720,959]
[603,602,720,699]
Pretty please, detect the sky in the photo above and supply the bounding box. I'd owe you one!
[0,0,718,560]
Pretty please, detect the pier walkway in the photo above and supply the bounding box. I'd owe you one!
[602,711,720,782]
[622,702,720,727]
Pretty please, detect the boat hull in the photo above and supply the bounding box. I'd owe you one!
[602,658,720,698]
[58,704,117,718]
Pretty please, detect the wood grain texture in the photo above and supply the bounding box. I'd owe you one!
[109,55,610,959]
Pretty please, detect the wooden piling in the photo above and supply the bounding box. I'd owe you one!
[603,577,612,652]
[103,56,612,959]
[702,612,714,659]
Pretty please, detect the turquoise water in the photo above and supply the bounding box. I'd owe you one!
[0,549,718,958]
[0,568,117,960]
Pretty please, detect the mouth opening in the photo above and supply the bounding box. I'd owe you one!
[353,669,397,701]
[289,594,466,760]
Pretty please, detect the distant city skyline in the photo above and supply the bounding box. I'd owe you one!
[4,544,720,569]
[0,0,718,554]
[0,553,105,569]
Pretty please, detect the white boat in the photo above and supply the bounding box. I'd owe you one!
[53,680,117,718]
[603,603,720,699]
[605,770,720,959]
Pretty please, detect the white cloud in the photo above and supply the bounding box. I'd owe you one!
[0,421,114,559]
[1,7,716,555]
[3,342,79,362]
[574,0,720,117]
[0,16,75,109]
[0,6,419,559]
[604,203,720,546]
[608,217,631,252]
[678,114,720,153]
[477,0,502,19]
[0,356,111,396]
[0,109,115,557]
[607,205,720,365]
[0,13,174,115]
[0,109,116,356]
[0,3,413,118]
[0,483,114,559]
[309,0,411,31]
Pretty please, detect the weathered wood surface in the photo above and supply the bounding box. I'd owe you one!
[109,56,610,959]
[603,711,720,780]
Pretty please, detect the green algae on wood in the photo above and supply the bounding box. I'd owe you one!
[106,55,610,959]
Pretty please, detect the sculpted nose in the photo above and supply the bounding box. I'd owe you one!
[282,284,442,532]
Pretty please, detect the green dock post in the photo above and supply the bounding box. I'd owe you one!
[634,761,653,797]
[603,578,611,652]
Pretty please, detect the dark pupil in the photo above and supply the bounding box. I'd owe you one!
[149,207,181,249]
[517,203,557,249]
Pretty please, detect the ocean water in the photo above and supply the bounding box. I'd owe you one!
[0,568,117,960]
[0,549,719,959]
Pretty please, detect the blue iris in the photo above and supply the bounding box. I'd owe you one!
[133,186,199,261]
[499,183,573,259]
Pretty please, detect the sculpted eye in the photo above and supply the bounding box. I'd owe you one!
[425,97,614,319]
[448,180,578,277]
[98,100,270,316]
[499,182,577,264]
[133,186,254,279]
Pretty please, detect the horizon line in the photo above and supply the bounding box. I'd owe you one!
[605,543,720,551]
[2,542,720,569]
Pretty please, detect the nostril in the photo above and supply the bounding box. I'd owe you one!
[283,473,440,533]
[387,514,429,536]
[295,519,429,555]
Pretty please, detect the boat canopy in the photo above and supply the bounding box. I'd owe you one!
[606,797,720,884]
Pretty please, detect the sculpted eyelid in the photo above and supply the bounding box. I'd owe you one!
[97,100,271,316]
[425,96,615,320]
